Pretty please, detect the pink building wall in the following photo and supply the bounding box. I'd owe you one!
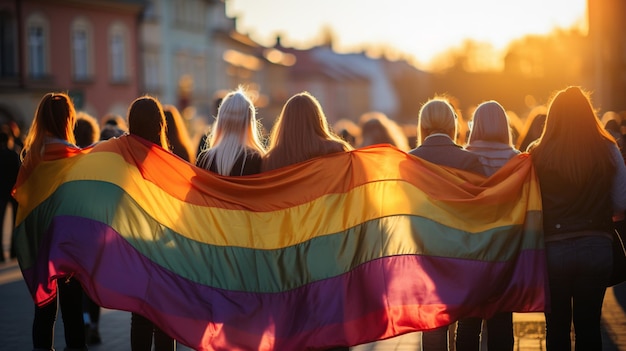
[19,1,142,121]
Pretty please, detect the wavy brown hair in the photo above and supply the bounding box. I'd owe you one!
[263,92,352,171]
[529,86,616,186]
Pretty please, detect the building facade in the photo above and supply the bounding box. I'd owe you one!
[0,0,144,129]
[587,0,626,112]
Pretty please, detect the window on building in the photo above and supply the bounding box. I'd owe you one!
[71,18,93,81]
[0,11,17,77]
[26,14,48,78]
[144,52,160,92]
[109,23,128,82]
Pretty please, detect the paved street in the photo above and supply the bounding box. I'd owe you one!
[2,257,625,351]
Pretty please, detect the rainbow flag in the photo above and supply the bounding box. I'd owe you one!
[13,135,546,350]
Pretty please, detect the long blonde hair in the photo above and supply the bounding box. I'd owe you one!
[530,86,616,185]
[263,91,352,171]
[21,92,77,162]
[196,87,266,175]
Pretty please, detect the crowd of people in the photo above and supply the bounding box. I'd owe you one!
[2,85,626,351]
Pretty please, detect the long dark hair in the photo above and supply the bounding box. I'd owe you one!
[127,96,169,149]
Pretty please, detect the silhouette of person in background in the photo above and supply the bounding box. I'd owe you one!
[163,104,195,163]
[602,111,626,162]
[100,113,128,132]
[358,111,409,151]
[517,107,547,152]
[0,129,20,262]
[332,118,360,148]
[74,112,100,148]
[99,113,127,141]
[196,96,223,158]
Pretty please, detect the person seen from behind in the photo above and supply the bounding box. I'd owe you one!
[409,97,485,351]
[528,86,626,350]
[455,100,520,351]
[126,96,176,351]
[14,92,88,351]
[196,87,265,175]
[0,129,20,262]
[262,91,352,172]
[262,91,352,351]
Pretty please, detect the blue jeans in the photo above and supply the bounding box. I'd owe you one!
[455,312,513,351]
[544,234,612,351]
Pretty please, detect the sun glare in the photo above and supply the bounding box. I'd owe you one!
[227,0,587,70]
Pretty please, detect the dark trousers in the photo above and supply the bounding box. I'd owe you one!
[131,312,176,351]
[422,325,450,351]
[32,276,86,350]
[82,293,100,325]
[544,235,611,351]
[455,312,513,351]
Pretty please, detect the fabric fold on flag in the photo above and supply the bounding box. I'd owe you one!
[13,135,546,351]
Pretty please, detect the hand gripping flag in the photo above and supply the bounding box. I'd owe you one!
[13,135,546,350]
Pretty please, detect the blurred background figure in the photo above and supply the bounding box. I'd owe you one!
[602,111,625,162]
[517,106,547,152]
[99,113,127,141]
[74,112,100,149]
[0,128,20,262]
[101,113,128,132]
[163,104,195,163]
[196,96,224,159]
[358,111,409,151]
[332,118,361,148]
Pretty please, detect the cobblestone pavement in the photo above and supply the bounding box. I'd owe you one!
[1,259,624,351]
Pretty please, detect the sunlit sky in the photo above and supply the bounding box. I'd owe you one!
[226,0,587,69]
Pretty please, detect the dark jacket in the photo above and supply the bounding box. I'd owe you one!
[208,150,262,176]
[534,164,613,237]
[409,134,485,175]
